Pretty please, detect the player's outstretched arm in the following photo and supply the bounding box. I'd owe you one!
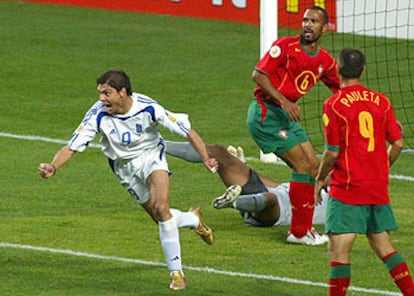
[39,146,76,179]
[187,129,218,173]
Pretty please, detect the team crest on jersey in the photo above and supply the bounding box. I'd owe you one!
[167,113,177,123]
[269,45,281,58]
[278,130,288,139]
[322,113,329,127]
[318,65,324,75]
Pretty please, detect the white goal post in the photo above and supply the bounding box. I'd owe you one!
[259,1,280,163]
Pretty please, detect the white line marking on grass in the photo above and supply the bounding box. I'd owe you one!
[0,132,101,148]
[2,131,414,183]
[0,242,401,295]
[0,131,409,295]
[389,174,414,182]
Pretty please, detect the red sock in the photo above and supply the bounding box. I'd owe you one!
[383,251,414,295]
[329,277,350,296]
[289,177,315,237]
[329,261,350,296]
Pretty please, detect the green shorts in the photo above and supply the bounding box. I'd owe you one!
[247,98,308,156]
[325,197,398,234]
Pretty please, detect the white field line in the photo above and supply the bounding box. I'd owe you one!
[1,131,413,182]
[0,131,408,294]
[0,242,401,295]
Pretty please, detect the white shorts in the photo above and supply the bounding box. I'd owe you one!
[112,146,169,204]
[270,183,328,226]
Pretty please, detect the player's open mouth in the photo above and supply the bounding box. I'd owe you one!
[304,29,313,37]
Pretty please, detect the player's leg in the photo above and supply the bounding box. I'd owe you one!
[325,199,356,295]
[165,140,203,162]
[213,167,281,226]
[247,99,322,241]
[367,205,414,294]
[368,232,414,294]
[126,148,186,290]
[206,144,251,187]
[140,170,185,289]
[165,141,251,187]
[281,140,320,241]
[213,189,279,226]
[221,144,278,188]
[237,192,280,226]
[328,233,355,296]
[169,207,215,245]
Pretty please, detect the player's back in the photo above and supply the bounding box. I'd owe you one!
[327,84,393,204]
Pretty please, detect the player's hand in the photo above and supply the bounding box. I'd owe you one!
[314,180,327,205]
[39,163,56,179]
[204,158,219,173]
[280,99,301,121]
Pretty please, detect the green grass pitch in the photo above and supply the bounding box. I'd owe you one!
[1,2,414,295]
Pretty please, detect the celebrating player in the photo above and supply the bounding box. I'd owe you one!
[246,6,339,245]
[166,141,327,234]
[39,69,218,290]
[315,48,414,295]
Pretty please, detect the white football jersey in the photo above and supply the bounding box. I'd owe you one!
[68,93,191,160]
[269,183,328,226]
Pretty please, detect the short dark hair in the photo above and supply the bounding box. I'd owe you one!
[308,6,329,25]
[337,48,366,79]
[96,69,132,96]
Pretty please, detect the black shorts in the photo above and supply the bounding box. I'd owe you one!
[241,168,268,195]
[240,169,272,227]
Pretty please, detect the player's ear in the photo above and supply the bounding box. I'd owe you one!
[120,87,128,98]
[322,23,328,33]
[335,64,340,74]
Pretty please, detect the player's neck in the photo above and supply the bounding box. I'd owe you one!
[304,42,319,53]
[301,36,321,53]
[340,78,360,88]
[117,96,133,114]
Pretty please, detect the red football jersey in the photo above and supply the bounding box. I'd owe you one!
[322,84,402,204]
[254,35,339,104]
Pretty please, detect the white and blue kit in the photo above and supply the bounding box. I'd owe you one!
[68,92,191,203]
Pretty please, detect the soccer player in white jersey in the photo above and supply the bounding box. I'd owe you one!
[39,69,219,290]
[166,142,327,241]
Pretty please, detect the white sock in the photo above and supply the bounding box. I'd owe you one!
[158,217,182,272]
[170,208,199,228]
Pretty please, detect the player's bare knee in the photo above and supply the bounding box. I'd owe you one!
[151,201,171,222]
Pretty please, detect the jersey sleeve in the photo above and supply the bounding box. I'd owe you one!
[320,56,340,93]
[153,104,191,138]
[385,103,403,143]
[68,102,100,152]
[255,38,288,75]
[322,96,340,151]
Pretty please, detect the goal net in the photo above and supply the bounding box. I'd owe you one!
[269,0,414,154]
